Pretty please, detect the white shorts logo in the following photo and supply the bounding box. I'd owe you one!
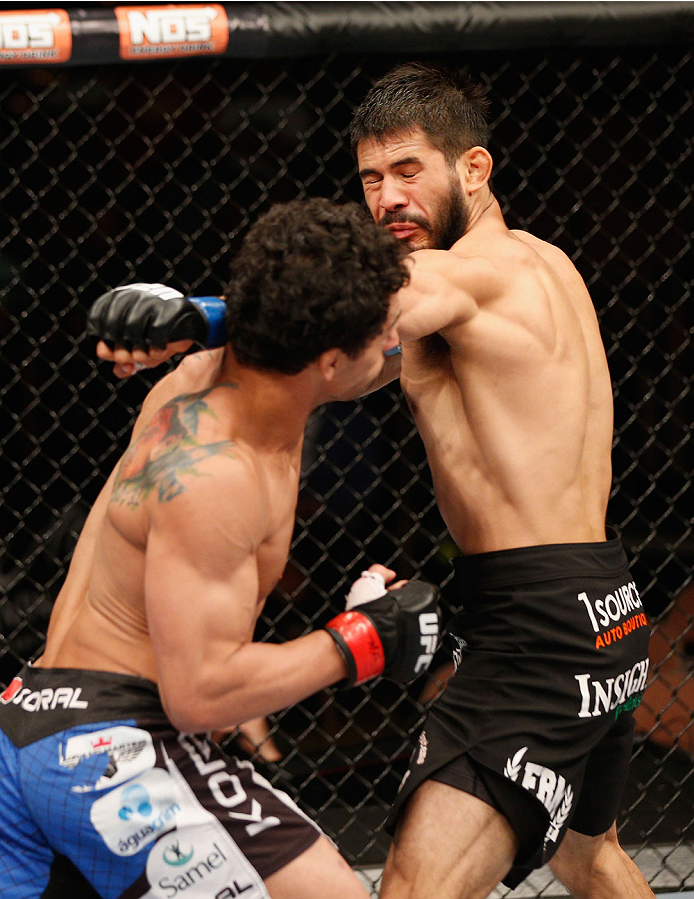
[503,746,574,845]
[415,730,428,765]
[145,822,264,898]
[90,768,182,857]
[60,725,156,793]
[450,634,467,672]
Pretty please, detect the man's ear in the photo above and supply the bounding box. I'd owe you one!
[317,347,341,382]
[459,146,493,194]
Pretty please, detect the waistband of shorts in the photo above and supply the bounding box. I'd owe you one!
[4,665,161,706]
[1,666,166,746]
[452,527,629,591]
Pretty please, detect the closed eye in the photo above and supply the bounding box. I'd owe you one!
[359,167,382,185]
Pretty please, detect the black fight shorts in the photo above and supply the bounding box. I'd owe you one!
[387,531,651,889]
[0,667,321,898]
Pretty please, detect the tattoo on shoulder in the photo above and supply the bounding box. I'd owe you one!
[188,349,220,366]
[112,388,237,506]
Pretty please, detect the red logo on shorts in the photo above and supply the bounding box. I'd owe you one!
[0,677,23,703]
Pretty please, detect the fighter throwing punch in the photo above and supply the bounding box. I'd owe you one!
[87,65,654,899]
[0,199,441,899]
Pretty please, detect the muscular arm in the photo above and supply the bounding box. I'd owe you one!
[42,357,222,664]
[144,460,347,732]
[340,250,488,400]
[95,252,486,396]
[395,249,483,342]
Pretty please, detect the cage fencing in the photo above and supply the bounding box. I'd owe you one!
[0,6,692,895]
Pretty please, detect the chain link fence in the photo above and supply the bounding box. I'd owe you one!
[1,33,692,897]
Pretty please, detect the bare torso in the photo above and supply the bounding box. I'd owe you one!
[400,223,614,554]
[37,350,301,683]
[36,213,612,683]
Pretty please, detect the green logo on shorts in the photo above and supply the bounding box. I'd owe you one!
[613,692,643,720]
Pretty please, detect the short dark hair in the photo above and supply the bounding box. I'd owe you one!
[350,63,491,165]
[224,198,408,374]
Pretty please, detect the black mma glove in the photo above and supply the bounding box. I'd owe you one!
[86,283,228,350]
[325,571,440,687]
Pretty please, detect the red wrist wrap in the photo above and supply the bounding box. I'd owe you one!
[326,611,386,685]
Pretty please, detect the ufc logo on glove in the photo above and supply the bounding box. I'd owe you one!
[325,570,441,687]
[416,612,440,674]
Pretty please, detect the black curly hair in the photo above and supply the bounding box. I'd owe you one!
[224,198,408,374]
[350,63,491,167]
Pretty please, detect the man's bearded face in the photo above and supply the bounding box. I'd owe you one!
[380,172,470,252]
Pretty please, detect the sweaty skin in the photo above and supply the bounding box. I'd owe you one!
[357,127,654,899]
[38,351,310,728]
[358,130,613,555]
[37,305,400,735]
[95,132,614,558]
[399,229,613,553]
[86,128,649,899]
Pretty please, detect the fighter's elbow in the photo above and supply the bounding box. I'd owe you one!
[159,668,248,733]
[160,692,210,733]
[161,694,243,733]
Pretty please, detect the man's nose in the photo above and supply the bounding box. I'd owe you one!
[379,178,408,213]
